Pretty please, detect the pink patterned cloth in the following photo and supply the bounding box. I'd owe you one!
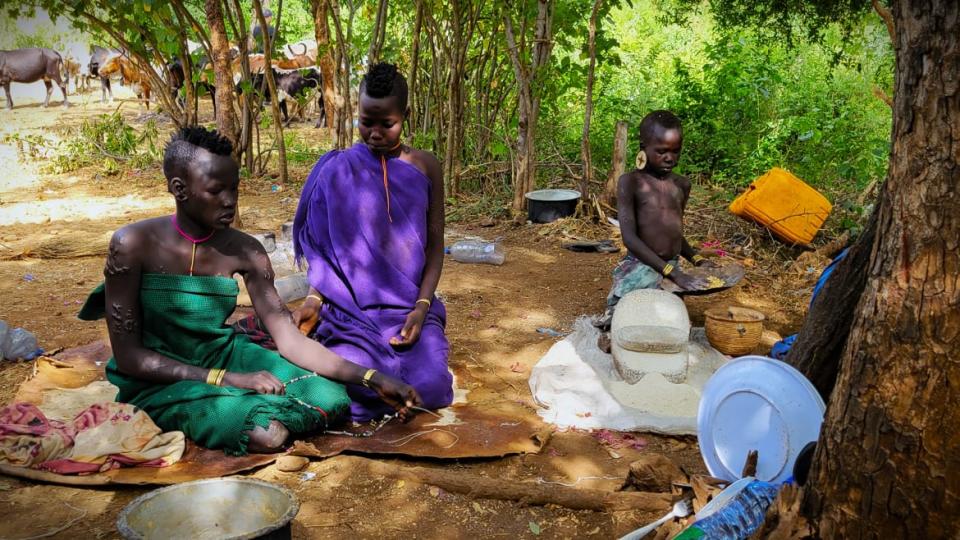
[0,402,185,474]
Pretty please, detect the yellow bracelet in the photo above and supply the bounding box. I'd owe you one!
[306,294,323,304]
[206,368,222,386]
[416,298,431,309]
[362,368,377,389]
[662,263,675,276]
[692,254,705,264]
[215,369,227,387]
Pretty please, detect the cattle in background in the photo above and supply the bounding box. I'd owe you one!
[282,39,317,63]
[243,67,325,127]
[98,55,151,109]
[63,54,83,93]
[232,53,314,79]
[167,57,217,114]
[88,46,118,103]
[0,47,69,110]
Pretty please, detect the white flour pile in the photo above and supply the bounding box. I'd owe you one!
[529,317,727,435]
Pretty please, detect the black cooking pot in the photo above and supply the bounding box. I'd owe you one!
[525,189,581,223]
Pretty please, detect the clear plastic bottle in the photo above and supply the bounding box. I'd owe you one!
[674,480,779,540]
[275,272,310,303]
[448,240,505,265]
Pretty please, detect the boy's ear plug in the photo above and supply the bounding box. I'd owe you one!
[635,149,647,170]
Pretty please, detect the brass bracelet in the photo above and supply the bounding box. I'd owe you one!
[215,369,227,387]
[416,298,432,309]
[206,368,222,386]
[306,294,324,304]
[662,263,675,276]
[362,368,377,389]
[692,254,705,265]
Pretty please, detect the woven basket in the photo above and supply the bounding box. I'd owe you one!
[704,306,766,356]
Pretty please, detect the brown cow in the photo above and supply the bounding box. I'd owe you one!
[0,47,69,110]
[232,53,313,78]
[98,55,151,109]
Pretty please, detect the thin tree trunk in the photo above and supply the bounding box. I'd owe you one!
[311,0,336,130]
[252,0,288,185]
[327,0,353,149]
[604,120,627,207]
[803,2,960,537]
[504,0,554,211]
[205,0,240,151]
[407,0,424,138]
[366,0,389,65]
[225,0,255,169]
[579,0,602,212]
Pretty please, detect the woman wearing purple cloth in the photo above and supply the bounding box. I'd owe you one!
[290,63,453,421]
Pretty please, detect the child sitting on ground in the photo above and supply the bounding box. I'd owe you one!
[601,110,714,331]
[79,126,421,455]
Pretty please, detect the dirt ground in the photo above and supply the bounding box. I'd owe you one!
[0,90,816,539]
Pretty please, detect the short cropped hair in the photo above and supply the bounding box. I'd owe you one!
[163,126,233,180]
[638,110,682,148]
[359,62,408,109]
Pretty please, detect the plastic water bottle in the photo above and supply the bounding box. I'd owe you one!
[673,480,779,539]
[269,241,299,276]
[275,273,310,303]
[448,240,505,265]
[0,321,42,361]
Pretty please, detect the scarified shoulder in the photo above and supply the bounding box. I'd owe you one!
[104,221,154,276]
[229,229,272,280]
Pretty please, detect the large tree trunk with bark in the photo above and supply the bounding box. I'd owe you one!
[205,0,240,150]
[802,2,960,537]
[311,0,337,131]
[786,209,876,400]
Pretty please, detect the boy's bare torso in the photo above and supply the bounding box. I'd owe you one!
[624,170,690,261]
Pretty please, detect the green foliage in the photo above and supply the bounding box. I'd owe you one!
[541,1,892,198]
[4,113,160,175]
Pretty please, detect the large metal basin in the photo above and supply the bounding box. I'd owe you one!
[117,478,299,540]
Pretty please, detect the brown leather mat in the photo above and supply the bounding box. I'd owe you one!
[2,341,546,486]
[292,400,549,459]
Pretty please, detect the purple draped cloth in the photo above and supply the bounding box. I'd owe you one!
[293,143,453,421]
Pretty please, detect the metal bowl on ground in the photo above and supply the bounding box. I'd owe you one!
[117,478,299,540]
[525,189,581,223]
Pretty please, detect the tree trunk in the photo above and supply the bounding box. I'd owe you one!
[366,0,389,66]
[225,0,256,170]
[252,0,288,185]
[205,0,240,150]
[785,209,876,401]
[311,0,337,130]
[604,120,627,207]
[407,0,424,137]
[579,0,602,210]
[803,2,960,537]
[504,0,554,212]
[327,0,353,149]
